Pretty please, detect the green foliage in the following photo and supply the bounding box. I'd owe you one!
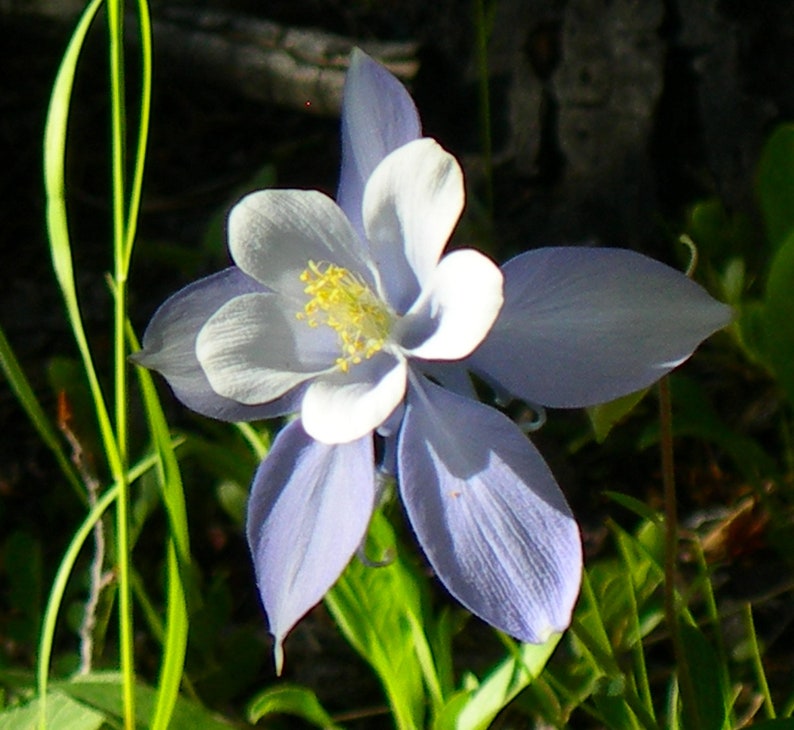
[3,1,793,728]
[325,509,429,730]
[247,684,341,728]
[757,124,794,251]
[676,623,731,730]
[763,230,794,405]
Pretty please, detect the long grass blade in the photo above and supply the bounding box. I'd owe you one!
[0,324,84,503]
[36,452,162,730]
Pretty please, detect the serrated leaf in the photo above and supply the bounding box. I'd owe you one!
[247,684,341,728]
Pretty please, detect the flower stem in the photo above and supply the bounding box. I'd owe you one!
[107,0,134,726]
[659,376,698,727]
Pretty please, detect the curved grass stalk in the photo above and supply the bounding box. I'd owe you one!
[37,453,163,730]
[45,0,154,725]
[129,322,191,729]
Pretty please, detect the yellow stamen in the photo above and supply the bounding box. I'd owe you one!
[296,261,392,372]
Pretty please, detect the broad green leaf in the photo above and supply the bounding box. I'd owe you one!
[324,510,427,730]
[0,691,105,730]
[587,389,649,443]
[450,635,560,730]
[247,684,341,728]
[757,124,794,250]
[763,230,794,406]
[55,672,236,730]
[687,198,757,264]
[591,690,639,730]
[677,623,731,730]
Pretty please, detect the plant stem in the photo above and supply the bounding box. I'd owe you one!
[107,0,134,726]
[659,377,698,728]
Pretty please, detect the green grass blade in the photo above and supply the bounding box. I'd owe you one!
[43,0,121,482]
[37,486,119,730]
[129,323,191,728]
[36,452,161,730]
[0,324,84,503]
[123,0,153,269]
[613,528,656,722]
[149,543,189,730]
[453,634,561,730]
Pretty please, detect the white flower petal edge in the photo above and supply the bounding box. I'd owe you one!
[401,249,504,361]
[246,420,375,673]
[337,48,421,236]
[363,138,465,313]
[197,292,337,405]
[229,189,377,300]
[302,353,408,444]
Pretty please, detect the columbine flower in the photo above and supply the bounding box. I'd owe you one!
[134,49,732,670]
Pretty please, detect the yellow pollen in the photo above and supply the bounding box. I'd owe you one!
[296,261,393,372]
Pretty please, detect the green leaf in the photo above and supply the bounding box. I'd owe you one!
[450,635,560,730]
[677,623,731,730]
[55,672,236,730]
[757,124,794,250]
[587,389,649,443]
[247,684,341,728]
[762,229,794,406]
[752,721,794,730]
[687,198,758,264]
[324,510,428,730]
[603,492,662,527]
[0,691,105,730]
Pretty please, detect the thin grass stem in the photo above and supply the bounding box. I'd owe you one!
[659,377,699,728]
[106,0,135,725]
[742,602,775,719]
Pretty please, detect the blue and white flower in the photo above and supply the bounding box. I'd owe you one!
[134,49,731,669]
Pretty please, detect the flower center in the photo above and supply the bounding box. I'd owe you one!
[297,261,393,372]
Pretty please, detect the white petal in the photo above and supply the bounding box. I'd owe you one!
[197,292,336,404]
[400,249,504,360]
[302,353,407,444]
[228,189,376,300]
[362,138,465,313]
[133,268,300,420]
[337,48,421,236]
